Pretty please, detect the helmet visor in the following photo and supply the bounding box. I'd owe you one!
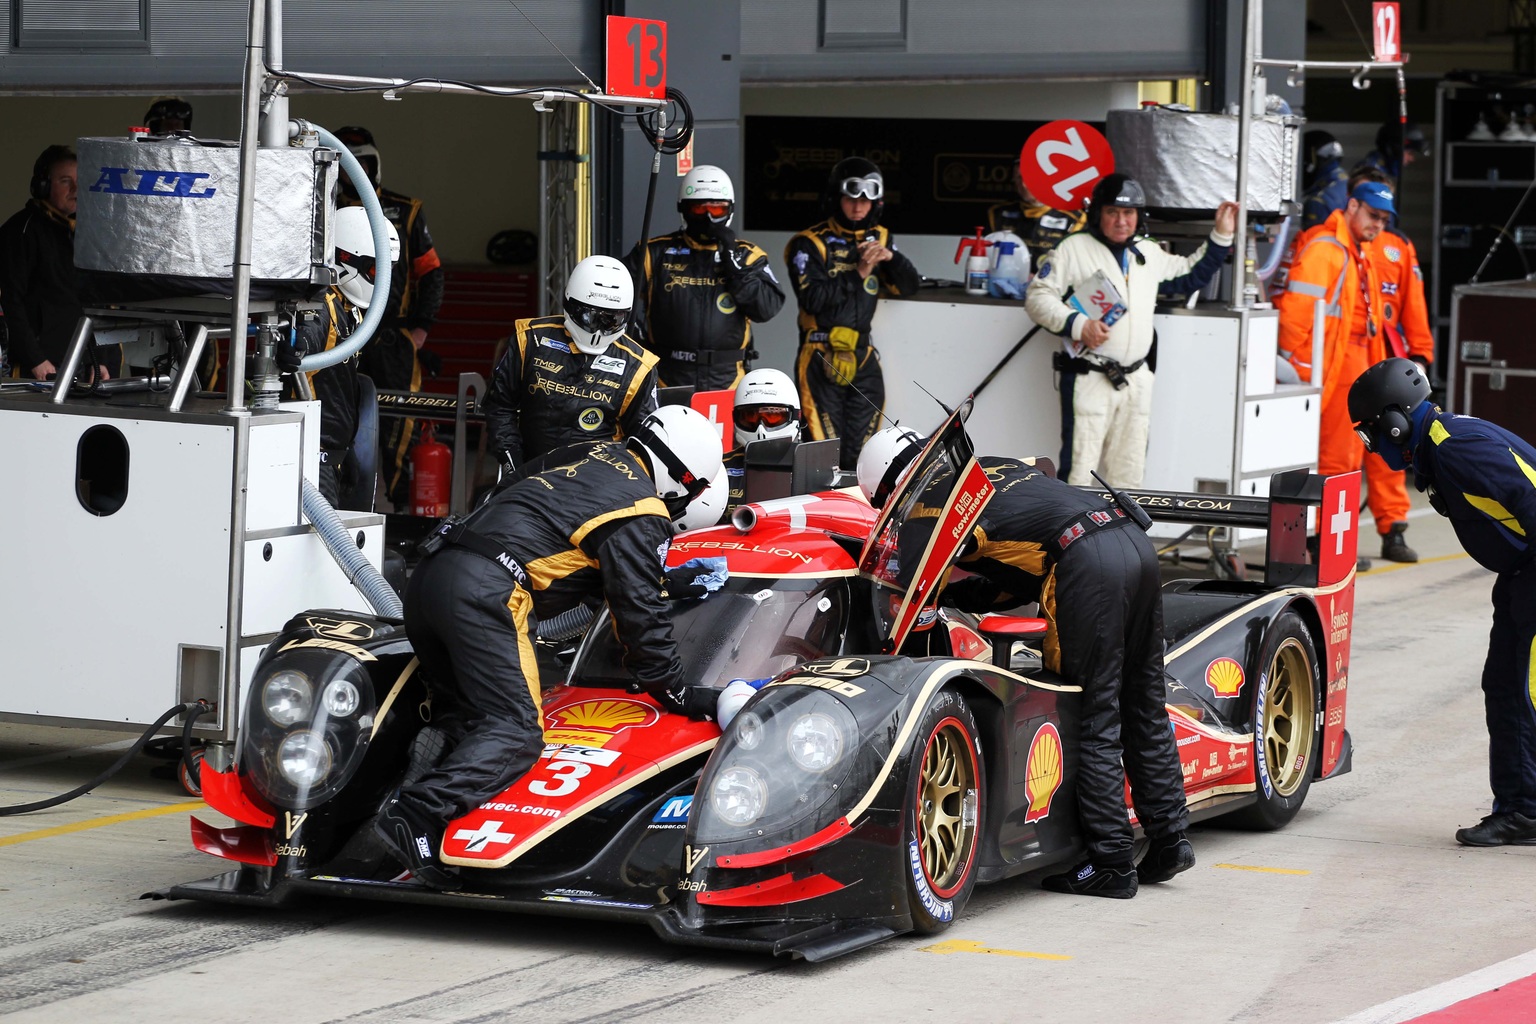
[684,201,731,219]
[336,248,378,282]
[564,296,630,337]
[733,404,795,432]
[1354,426,1376,452]
[839,175,884,201]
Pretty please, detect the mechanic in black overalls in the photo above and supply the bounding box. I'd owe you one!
[986,159,1087,270]
[857,429,1194,899]
[1351,358,1536,847]
[482,255,660,479]
[624,165,785,391]
[718,367,804,522]
[785,157,921,471]
[375,406,725,887]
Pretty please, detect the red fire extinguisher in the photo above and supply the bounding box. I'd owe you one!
[410,425,452,518]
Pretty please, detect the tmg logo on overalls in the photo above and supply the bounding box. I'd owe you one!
[89,167,218,199]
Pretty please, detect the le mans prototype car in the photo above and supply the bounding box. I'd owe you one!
[167,412,1359,961]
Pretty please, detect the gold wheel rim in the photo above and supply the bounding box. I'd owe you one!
[1264,637,1316,798]
[918,721,978,894]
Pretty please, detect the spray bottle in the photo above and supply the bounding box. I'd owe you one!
[984,230,1030,298]
[954,227,991,296]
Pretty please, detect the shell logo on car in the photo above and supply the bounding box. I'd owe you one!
[543,698,660,748]
[1023,722,1063,823]
[1205,657,1245,698]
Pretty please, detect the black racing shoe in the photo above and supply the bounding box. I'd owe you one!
[1454,812,1536,847]
[1380,523,1419,563]
[1137,832,1196,884]
[1042,860,1138,899]
[374,790,460,890]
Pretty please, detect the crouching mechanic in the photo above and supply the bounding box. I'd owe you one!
[1350,359,1536,847]
[857,428,1194,898]
[282,206,399,506]
[624,165,784,390]
[1025,175,1235,487]
[376,405,726,886]
[482,255,660,477]
[721,368,804,520]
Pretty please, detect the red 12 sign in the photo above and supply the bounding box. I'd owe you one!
[606,15,667,99]
[1020,120,1114,212]
[1372,2,1400,62]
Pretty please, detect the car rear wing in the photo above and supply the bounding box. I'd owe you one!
[1089,468,1361,589]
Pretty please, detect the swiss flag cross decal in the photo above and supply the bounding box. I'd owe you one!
[1318,471,1362,586]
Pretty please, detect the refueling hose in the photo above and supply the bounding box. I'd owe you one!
[301,477,404,619]
[0,701,213,816]
[634,88,694,253]
[293,121,394,373]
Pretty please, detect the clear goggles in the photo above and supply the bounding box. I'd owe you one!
[564,297,630,336]
[839,175,884,201]
[733,404,796,431]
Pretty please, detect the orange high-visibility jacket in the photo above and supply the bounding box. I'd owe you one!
[1368,228,1434,363]
[1276,209,1387,399]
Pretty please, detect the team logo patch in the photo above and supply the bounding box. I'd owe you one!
[1036,259,1052,279]
[1384,246,1402,262]
[1381,281,1399,296]
[1023,722,1064,823]
[664,246,691,256]
[303,616,374,641]
[716,293,738,314]
[539,338,572,354]
[591,354,627,375]
[1205,657,1245,698]
[1383,302,1395,320]
[577,407,605,431]
[863,275,879,294]
[793,251,809,274]
[544,698,660,749]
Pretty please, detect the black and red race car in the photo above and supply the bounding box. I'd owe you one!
[167,411,1359,961]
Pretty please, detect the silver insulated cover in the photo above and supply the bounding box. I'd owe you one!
[75,136,336,286]
[1106,108,1299,215]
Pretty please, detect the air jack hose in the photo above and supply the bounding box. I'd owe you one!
[0,701,213,816]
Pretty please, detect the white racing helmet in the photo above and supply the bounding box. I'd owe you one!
[564,255,634,355]
[674,466,730,532]
[856,425,924,508]
[333,206,401,309]
[732,368,801,447]
[632,405,726,533]
[678,164,735,230]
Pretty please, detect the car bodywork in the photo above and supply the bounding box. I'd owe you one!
[166,412,1359,961]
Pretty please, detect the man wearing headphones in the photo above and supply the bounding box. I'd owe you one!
[1025,175,1236,487]
[786,157,921,471]
[334,126,445,510]
[0,145,119,382]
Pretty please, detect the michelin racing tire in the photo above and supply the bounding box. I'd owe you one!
[1227,610,1320,830]
[902,687,983,934]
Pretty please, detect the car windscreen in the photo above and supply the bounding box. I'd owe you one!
[568,576,848,689]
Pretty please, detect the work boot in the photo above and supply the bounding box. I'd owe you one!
[1042,859,1138,899]
[1136,832,1196,884]
[374,789,459,889]
[1380,523,1419,563]
[1454,812,1536,847]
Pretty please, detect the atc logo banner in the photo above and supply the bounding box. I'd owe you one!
[89,167,217,199]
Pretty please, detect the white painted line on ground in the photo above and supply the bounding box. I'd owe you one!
[0,738,138,772]
[1331,947,1536,1024]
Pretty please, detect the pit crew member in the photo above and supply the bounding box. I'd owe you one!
[722,367,804,521]
[1351,358,1536,848]
[482,255,660,477]
[377,405,725,887]
[624,165,784,390]
[986,158,1086,269]
[786,157,921,471]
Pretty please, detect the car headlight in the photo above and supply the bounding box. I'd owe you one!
[278,730,332,787]
[711,765,768,827]
[786,712,845,773]
[322,679,361,717]
[735,711,764,751]
[263,670,313,726]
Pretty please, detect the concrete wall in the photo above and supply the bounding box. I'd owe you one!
[0,93,541,269]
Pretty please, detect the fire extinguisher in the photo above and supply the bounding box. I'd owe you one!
[410,425,452,518]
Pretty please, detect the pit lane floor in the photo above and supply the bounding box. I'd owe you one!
[2,497,1533,1024]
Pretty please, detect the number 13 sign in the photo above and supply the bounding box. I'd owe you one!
[606,15,667,99]
[1019,120,1115,213]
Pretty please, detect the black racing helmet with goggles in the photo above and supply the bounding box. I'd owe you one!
[827,156,886,230]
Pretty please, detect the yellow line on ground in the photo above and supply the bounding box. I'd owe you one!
[1213,862,1310,875]
[0,800,204,848]
[921,939,1071,960]
[1362,552,1469,577]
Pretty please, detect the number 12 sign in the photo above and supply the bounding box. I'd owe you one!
[1372,2,1400,62]
[1019,120,1115,212]
[607,16,667,99]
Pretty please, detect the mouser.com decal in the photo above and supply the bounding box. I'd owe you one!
[908,840,954,922]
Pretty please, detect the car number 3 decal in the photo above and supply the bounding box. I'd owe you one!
[528,759,592,797]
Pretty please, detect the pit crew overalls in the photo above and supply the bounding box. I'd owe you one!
[401,438,682,825]
[1409,409,1536,818]
[481,316,660,471]
[985,200,1086,269]
[623,231,785,391]
[291,290,360,507]
[944,457,1189,867]
[785,218,920,470]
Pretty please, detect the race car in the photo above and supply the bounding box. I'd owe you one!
[165,410,1358,961]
